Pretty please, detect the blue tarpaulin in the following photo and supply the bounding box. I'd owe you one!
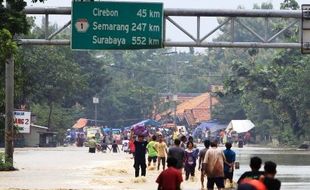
[102,127,111,135]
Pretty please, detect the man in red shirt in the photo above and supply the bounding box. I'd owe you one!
[156,157,183,190]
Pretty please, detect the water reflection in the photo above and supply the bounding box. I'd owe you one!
[233,147,310,190]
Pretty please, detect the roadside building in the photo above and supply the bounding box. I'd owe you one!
[15,124,57,147]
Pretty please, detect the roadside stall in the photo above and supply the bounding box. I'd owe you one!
[225,120,255,147]
[72,118,89,146]
[38,131,58,147]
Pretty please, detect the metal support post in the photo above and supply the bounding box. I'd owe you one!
[45,14,49,40]
[95,104,97,127]
[265,17,269,42]
[22,7,302,49]
[231,17,235,42]
[197,16,200,44]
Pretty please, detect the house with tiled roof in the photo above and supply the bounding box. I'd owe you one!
[158,92,218,128]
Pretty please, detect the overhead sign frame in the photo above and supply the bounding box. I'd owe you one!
[71,1,164,50]
[302,4,310,54]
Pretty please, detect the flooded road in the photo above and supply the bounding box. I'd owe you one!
[0,146,309,190]
[234,147,310,190]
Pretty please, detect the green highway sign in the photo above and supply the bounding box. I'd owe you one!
[71,1,163,50]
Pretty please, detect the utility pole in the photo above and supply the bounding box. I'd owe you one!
[209,92,212,120]
[172,94,178,126]
[162,51,178,126]
[5,55,14,165]
[4,0,15,167]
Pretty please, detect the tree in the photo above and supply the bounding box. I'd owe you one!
[211,1,310,145]
[212,94,246,123]
[0,0,46,169]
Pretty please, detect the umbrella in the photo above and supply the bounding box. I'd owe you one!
[131,125,149,137]
[226,120,255,133]
[130,119,160,137]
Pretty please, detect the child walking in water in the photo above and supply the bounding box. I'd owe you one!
[184,141,198,181]
[111,140,120,153]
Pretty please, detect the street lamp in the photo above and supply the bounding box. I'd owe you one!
[209,85,224,120]
[92,96,99,127]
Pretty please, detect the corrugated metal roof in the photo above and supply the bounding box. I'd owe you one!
[31,124,48,130]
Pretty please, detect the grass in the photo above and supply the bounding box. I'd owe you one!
[0,152,16,171]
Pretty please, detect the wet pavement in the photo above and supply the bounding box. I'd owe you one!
[0,146,309,190]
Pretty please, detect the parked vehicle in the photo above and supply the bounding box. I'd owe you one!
[112,128,122,144]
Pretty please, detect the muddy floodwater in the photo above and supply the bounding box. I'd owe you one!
[235,147,310,190]
[0,146,309,190]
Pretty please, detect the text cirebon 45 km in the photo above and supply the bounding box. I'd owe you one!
[71,1,164,50]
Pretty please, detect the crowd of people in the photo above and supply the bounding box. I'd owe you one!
[85,128,280,190]
[127,131,280,190]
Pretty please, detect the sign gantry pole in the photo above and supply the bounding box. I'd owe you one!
[301,4,310,54]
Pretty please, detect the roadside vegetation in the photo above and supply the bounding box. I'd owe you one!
[0,0,309,151]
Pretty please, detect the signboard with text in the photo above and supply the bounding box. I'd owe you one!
[71,1,163,50]
[14,111,31,133]
[302,4,310,54]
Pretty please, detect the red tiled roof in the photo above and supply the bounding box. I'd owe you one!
[72,118,88,129]
[159,92,218,126]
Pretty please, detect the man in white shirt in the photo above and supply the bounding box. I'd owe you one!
[203,140,226,190]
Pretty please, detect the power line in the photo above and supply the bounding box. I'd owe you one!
[86,117,148,124]
[106,64,234,78]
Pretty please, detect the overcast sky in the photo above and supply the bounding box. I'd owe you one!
[26,0,309,9]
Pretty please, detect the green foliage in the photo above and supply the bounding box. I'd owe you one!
[0,117,4,145]
[212,1,310,145]
[16,45,86,106]
[222,46,310,144]
[0,152,14,171]
[212,94,246,123]
[0,28,17,62]
[280,0,299,10]
[0,28,18,150]
[0,0,42,147]
[31,103,84,143]
[1,0,308,147]
[0,0,46,61]
[0,0,28,35]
